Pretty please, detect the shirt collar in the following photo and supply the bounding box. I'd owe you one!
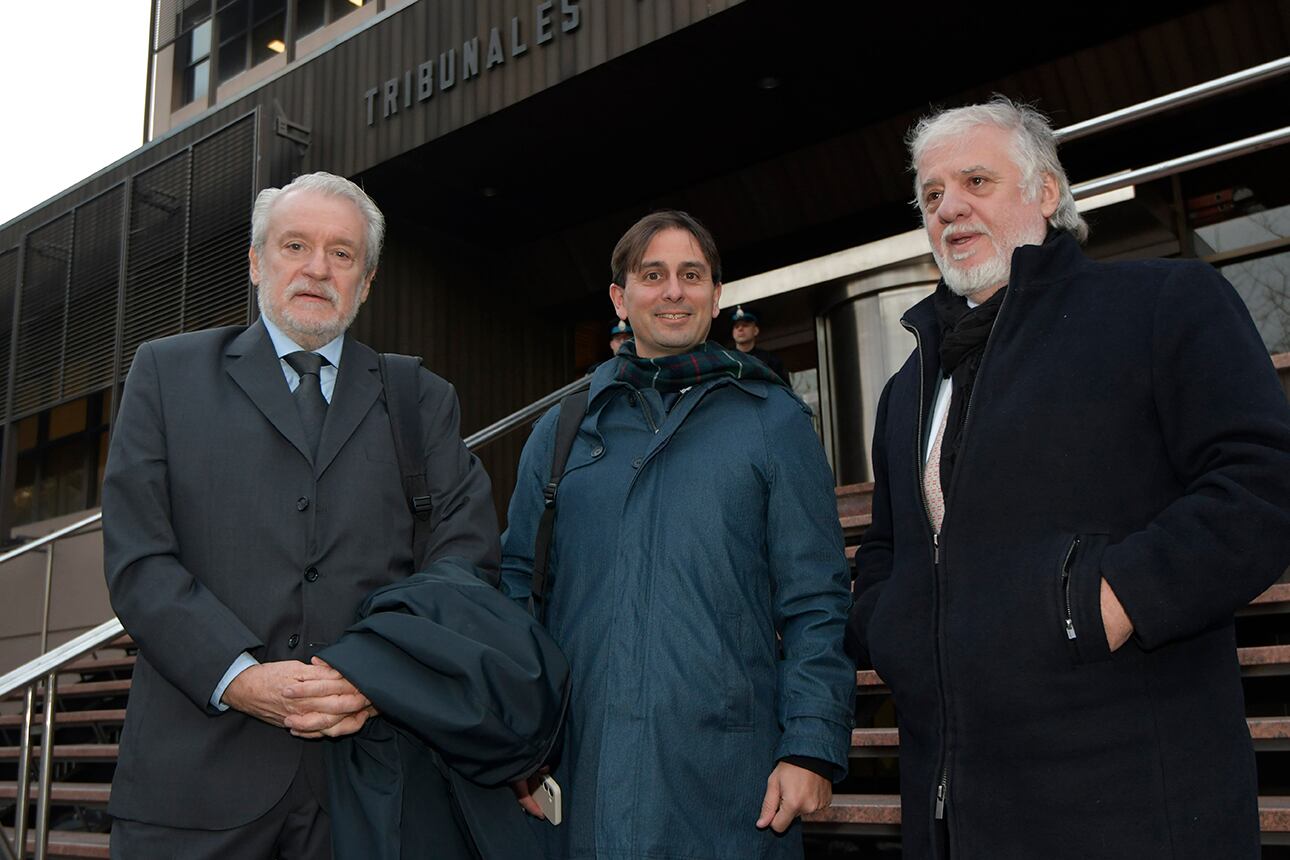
[261,315,345,368]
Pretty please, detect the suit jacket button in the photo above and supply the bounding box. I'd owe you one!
[591,446,605,457]
[304,567,319,582]
[288,634,300,648]
[296,497,310,511]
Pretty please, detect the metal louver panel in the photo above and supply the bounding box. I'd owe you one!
[184,115,255,332]
[63,187,125,400]
[13,215,73,417]
[0,249,17,423]
[121,151,191,375]
[154,0,179,51]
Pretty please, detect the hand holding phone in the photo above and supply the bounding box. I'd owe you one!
[535,775,562,826]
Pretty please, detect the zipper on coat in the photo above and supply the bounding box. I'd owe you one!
[635,386,659,434]
[903,287,1016,843]
[902,319,954,835]
[1062,535,1082,640]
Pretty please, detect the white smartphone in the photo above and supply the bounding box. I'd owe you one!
[535,775,563,826]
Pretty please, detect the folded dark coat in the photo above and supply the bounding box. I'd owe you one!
[319,558,570,860]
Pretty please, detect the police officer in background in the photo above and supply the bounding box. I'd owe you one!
[730,305,789,384]
[608,319,632,357]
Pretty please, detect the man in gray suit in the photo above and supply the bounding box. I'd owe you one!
[102,172,500,858]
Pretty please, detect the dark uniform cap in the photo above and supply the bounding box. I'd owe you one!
[610,320,633,336]
[730,305,759,324]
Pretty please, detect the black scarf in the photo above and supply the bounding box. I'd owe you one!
[612,339,787,394]
[932,284,1007,498]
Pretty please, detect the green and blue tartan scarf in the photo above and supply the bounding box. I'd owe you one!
[612,339,788,394]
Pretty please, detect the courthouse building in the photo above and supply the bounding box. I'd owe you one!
[0,0,1288,661]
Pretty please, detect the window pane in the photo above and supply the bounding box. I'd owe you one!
[48,398,87,441]
[180,0,211,33]
[252,0,286,24]
[191,19,212,61]
[184,58,210,103]
[329,0,362,21]
[12,455,34,526]
[218,38,247,82]
[1197,202,1290,355]
[94,429,108,507]
[16,415,37,451]
[1219,251,1290,355]
[217,0,248,38]
[48,443,87,517]
[298,0,325,34]
[251,13,286,66]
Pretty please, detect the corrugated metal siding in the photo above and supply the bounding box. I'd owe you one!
[63,187,125,401]
[0,250,18,424]
[13,215,73,417]
[348,223,574,525]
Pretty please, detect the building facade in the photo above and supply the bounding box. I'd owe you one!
[1,0,1288,665]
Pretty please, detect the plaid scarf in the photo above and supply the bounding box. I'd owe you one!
[612,339,787,394]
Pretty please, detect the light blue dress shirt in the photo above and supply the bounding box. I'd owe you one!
[209,318,346,711]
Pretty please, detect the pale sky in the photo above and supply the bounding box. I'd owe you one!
[0,1,153,226]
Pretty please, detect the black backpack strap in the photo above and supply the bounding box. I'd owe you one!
[378,353,435,570]
[529,389,589,620]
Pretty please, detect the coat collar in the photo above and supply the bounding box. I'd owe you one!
[225,320,381,474]
[901,229,1087,342]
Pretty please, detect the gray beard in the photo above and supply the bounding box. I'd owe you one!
[932,221,1048,298]
[256,284,358,350]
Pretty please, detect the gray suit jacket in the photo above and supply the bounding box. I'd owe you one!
[102,320,500,829]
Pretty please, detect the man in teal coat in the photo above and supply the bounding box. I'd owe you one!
[501,211,854,859]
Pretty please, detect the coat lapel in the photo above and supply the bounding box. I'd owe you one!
[225,320,313,463]
[315,336,382,477]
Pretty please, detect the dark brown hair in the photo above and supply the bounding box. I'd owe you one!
[610,210,722,286]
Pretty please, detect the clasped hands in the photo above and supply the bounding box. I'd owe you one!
[222,656,376,738]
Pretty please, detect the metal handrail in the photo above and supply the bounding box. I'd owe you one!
[1056,56,1290,142]
[0,511,101,567]
[464,374,591,450]
[0,618,125,700]
[1071,126,1290,198]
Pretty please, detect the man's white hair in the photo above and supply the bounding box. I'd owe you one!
[906,96,1088,244]
[251,172,386,275]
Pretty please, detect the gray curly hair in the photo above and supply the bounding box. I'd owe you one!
[906,96,1088,243]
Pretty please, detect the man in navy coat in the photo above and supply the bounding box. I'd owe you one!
[103,172,499,858]
[848,97,1290,858]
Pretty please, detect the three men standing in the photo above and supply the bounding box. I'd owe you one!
[848,99,1290,857]
[501,211,854,859]
[103,172,499,858]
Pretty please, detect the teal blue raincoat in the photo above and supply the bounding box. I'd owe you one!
[501,359,853,860]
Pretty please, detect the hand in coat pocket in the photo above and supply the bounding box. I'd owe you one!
[1100,577,1134,652]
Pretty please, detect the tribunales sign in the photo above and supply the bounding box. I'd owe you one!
[362,1,582,127]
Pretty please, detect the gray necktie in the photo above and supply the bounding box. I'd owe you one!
[284,351,329,458]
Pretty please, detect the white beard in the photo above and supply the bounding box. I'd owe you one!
[931,219,1047,298]
[257,278,358,347]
